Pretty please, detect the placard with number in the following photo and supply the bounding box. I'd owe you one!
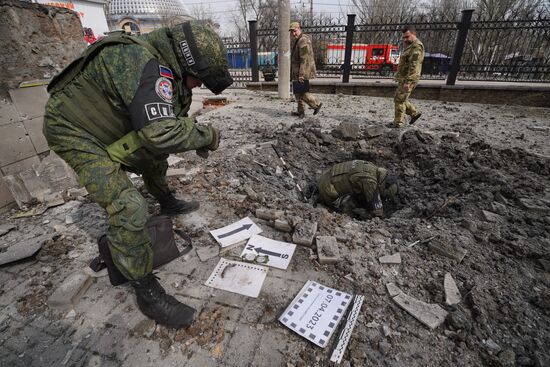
[279,280,352,348]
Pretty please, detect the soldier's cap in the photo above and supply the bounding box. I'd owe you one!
[289,22,300,31]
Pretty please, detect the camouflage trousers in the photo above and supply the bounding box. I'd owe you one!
[43,119,172,281]
[394,82,419,124]
[295,92,320,113]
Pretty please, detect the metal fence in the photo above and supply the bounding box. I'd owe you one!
[223,10,550,87]
[460,18,550,82]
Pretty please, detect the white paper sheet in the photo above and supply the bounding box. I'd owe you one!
[205,258,268,298]
[209,217,263,247]
[240,235,296,270]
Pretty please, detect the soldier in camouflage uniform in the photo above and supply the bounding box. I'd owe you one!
[43,21,233,329]
[315,160,399,218]
[392,25,424,127]
[290,21,322,118]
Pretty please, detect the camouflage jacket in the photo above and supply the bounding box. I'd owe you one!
[291,33,316,80]
[44,29,214,167]
[318,160,388,213]
[395,39,424,83]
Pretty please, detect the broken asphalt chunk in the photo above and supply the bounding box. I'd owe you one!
[0,233,53,266]
[292,220,318,247]
[444,273,461,306]
[379,252,401,264]
[48,272,93,309]
[386,283,448,329]
[316,236,340,265]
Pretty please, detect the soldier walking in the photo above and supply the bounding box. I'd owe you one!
[391,25,425,127]
[289,21,322,118]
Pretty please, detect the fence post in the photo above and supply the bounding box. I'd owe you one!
[249,20,259,82]
[342,14,356,83]
[446,9,474,85]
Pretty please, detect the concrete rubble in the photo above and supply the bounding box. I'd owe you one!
[315,236,340,264]
[255,208,284,221]
[0,90,549,366]
[386,283,448,330]
[444,273,461,306]
[0,223,16,236]
[48,271,93,309]
[292,220,318,247]
[378,252,401,264]
[3,152,79,209]
[0,232,53,265]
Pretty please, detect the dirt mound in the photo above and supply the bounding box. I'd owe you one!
[194,113,550,366]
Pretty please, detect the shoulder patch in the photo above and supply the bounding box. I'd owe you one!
[145,103,175,121]
[155,77,173,102]
[159,65,173,79]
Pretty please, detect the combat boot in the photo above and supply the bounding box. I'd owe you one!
[291,111,305,118]
[409,112,422,125]
[158,193,199,216]
[313,102,323,115]
[131,274,196,329]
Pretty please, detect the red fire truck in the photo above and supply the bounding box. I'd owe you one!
[325,43,400,75]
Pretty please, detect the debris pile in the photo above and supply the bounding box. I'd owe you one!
[1,91,549,366]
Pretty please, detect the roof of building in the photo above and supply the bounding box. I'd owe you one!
[107,0,190,17]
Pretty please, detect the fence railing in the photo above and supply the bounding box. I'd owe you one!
[222,10,550,87]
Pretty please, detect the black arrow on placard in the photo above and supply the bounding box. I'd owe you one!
[218,223,253,239]
[254,247,283,258]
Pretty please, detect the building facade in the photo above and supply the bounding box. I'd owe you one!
[35,0,109,37]
[106,0,192,35]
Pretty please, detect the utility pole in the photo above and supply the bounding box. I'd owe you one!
[278,0,290,99]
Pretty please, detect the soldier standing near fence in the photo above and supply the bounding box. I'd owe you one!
[391,25,425,128]
[289,21,322,118]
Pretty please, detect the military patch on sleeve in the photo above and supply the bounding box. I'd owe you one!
[300,46,309,55]
[129,58,177,130]
[145,103,175,121]
[159,65,174,79]
[155,77,173,102]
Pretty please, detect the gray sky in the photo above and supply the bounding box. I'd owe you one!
[182,0,356,36]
